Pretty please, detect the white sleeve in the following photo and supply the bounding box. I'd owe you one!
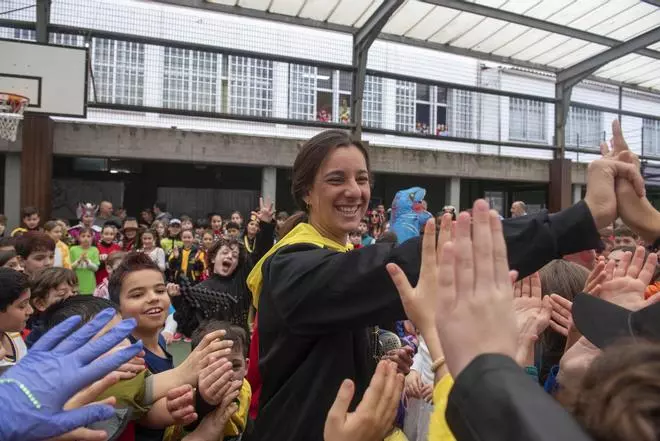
[156,248,167,272]
[164,313,177,335]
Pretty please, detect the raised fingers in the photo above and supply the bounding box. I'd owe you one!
[454,212,475,299]
[471,200,495,286]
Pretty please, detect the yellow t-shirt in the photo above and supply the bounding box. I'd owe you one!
[428,373,457,441]
[181,249,191,275]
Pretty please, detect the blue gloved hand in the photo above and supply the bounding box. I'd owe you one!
[0,308,143,441]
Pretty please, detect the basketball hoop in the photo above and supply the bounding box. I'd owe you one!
[0,93,29,142]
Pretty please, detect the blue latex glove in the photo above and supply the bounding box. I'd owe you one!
[0,308,143,441]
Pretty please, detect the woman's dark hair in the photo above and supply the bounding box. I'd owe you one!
[538,260,589,384]
[573,340,660,441]
[136,228,161,249]
[280,130,370,238]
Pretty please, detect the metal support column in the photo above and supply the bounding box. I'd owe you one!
[36,0,51,43]
[351,0,403,139]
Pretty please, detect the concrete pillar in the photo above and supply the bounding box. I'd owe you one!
[4,153,21,231]
[573,184,583,204]
[261,166,277,207]
[445,177,460,210]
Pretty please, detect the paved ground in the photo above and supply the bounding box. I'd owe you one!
[168,341,191,366]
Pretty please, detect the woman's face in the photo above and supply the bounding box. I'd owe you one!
[142,232,154,249]
[231,213,243,226]
[306,146,370,241]
[211,216,223,231]
[155,222,166,237]
[202,233,214,250]
[246,220,259,237]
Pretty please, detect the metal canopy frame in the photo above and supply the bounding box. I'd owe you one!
[351,0,404,138]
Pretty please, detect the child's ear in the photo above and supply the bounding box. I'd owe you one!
[245,357,250,371]
[33,297,47,313]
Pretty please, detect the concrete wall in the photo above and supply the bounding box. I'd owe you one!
[49,121,588,184]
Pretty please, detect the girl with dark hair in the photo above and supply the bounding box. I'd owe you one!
[246,128,608,441]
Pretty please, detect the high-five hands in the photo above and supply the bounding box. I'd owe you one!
[323,360,403,441]
[601,119,660,243]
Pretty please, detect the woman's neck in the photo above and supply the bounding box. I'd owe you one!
[143,245,154,251]
[309,219,348,245]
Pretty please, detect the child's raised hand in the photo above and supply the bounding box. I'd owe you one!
[165,385,198,426]
[177,330,234,385]
[324,361,403,441]
[166,283,181,297]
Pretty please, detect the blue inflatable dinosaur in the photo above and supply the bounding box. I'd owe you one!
[389,187,432,244]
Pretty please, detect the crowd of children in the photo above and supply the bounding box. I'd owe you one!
[2,188,652,441]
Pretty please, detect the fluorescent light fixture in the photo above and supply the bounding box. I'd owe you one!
[317,74,330,81]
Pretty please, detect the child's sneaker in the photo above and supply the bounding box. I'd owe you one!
[173,333,183,342]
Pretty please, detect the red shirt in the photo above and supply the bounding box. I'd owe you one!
[246,315,262,420]
[96,241,122,285]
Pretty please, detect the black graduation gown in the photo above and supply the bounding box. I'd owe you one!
[250,201,601,441]
[447,354,593,441]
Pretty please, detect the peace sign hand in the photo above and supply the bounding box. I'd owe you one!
[257,197,275,223]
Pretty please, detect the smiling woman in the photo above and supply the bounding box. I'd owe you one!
[248,130,425,441]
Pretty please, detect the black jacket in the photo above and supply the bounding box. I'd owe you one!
[172,221,275,336]
[251,201,601,441]
[447,354,592,441]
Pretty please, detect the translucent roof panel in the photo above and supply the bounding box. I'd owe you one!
[203,0,660,90]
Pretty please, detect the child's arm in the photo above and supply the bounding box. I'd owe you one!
[155,248,167,272]
[139,397,179,428]
[87,248,100,272]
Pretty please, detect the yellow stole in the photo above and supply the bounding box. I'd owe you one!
[246,223,352,308]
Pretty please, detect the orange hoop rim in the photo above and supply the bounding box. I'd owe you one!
[0,93,29,103]
[0,93,29,115]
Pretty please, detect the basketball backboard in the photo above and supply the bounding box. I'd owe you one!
[0,38,88,117]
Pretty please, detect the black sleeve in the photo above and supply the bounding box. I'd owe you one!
[503,200,600,279]
[262,201,599,335]
[446,354,592,441]
[251,221,276,265]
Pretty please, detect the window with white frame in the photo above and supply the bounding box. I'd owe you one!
[229,56,273,117]
[451,89,473,138]
[509,98,546,142]
[162,48,218,112]
[91,39,145,106]
[13,29,84,46]
[395,80,415,132]
[315,68,333,122]
[289,64,316,121]
[643,118,660,156]
[566,107,602,148]
[363,75,383,129]
[338,71,351,124]
[415,84,431,134]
